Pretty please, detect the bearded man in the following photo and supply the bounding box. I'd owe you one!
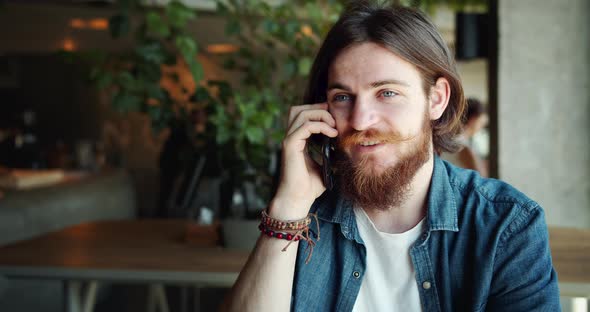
[223,2,560,311]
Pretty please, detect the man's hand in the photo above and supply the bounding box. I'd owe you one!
[271,103,338,220]
[221,103,337,312]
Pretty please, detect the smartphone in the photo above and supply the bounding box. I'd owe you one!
[308,96,334,190]
[321,136,334,191]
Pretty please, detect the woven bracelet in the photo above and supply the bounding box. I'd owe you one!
[258,210,321,264]
[261,210,311,231]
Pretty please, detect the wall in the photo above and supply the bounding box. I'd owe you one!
[498,0,590,228]
[457,59,488,104]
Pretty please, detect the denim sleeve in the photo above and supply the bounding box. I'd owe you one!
[486,204,561,312]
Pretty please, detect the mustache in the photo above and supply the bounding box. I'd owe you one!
[337,129,416,149]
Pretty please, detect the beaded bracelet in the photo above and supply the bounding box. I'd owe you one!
[261,210,311,231]
[259,210,321,264]
[259,224,318,241]
[258,223,300,241]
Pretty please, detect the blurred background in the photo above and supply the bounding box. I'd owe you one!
[0,0,587,311]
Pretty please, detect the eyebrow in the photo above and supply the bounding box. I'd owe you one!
[327,79,410,92]
[369,79,410,88]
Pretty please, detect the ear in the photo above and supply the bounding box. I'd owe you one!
[428,77,451,121]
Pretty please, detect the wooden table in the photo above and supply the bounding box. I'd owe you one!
[0,220,251,312]
[548,227,590,300]
[0,221,588,311]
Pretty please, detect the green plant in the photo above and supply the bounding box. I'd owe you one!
[91,0,206,136]
[210,0,345,209]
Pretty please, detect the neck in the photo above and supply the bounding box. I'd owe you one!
[363,153,434,234]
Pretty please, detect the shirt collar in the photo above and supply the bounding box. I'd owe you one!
[426,155,459,232]
[313,155,458,237]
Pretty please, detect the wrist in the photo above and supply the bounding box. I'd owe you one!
[268,197,313,220]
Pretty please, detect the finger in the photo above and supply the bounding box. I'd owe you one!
[287,103,328,125]
[284,121,338,152]
[287,110,336,135]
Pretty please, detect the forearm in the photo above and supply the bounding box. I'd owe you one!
[222,103,334,311]
[222,234,299,312]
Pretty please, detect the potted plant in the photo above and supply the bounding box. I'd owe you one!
[209,0,345,248]
[84,0,223,220]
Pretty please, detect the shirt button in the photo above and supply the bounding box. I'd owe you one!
[353,271,361,278]
[422,281,431,290]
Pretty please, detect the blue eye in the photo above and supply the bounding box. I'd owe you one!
[382,90,397,98]
[333,94,351,102]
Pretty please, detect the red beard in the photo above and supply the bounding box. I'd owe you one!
[333,119,432,211]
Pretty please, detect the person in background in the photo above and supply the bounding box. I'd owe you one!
[442,98,489,176]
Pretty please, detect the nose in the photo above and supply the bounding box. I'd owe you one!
[349,96,378,131]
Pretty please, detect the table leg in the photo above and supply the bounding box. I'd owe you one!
[82,281,99,312]
[147,284,170,312]
[193,286,200,312]
[64,280,82,312]
[63,280,99,312]
[180,286,188,312]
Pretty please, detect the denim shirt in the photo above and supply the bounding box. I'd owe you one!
[291,156,560,311]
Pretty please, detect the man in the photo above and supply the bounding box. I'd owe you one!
[223,2,560,311]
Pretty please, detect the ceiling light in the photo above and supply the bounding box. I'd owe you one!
[88,18,109,30]
[70,18,87,29]
[63,38,76,52]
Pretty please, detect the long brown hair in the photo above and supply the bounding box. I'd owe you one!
[304,1,466,153]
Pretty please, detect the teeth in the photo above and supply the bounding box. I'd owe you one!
[359,141,380,146]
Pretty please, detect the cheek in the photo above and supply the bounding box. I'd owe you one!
[382,106,424,133]
[329,107,351,132]
[379,106,406,127]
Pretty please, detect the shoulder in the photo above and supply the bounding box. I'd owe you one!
[442,160,544,232]
[440,161,553,279]
[444,160,538,209]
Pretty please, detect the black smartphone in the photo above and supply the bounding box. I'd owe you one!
[308,96,334,190]
[321,136,334,191]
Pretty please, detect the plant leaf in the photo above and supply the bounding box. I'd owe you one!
[146,11,170,38]
[175,35,198,59]
[136,62,162,82]
[262,19,279,34]
[186,59,204,83]
[245,126,264,144]
[166,1,196,29]
[175,35,203,82]
[135,42,166,63]
[283,59,297,77]
[117,71,137,90]
[146,83,166,100]
[298,57,312,76]
[112,91,142,113]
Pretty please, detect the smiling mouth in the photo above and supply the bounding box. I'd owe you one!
[358,141,382,147]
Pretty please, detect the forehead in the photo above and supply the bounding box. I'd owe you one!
[328,42,422,87]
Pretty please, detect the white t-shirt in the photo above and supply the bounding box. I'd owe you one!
[352,206,425,312]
